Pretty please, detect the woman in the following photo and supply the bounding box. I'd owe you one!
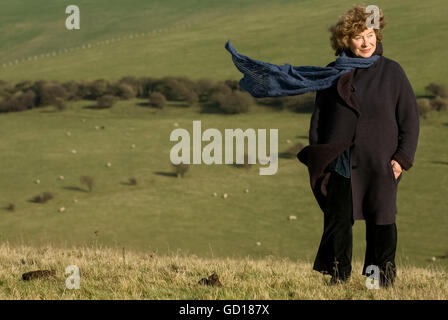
[306,6,419,288]
[225,5,419,288]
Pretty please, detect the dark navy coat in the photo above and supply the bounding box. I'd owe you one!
[298,42,420,225]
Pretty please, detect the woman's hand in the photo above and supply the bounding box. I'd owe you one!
[391,160,403,180]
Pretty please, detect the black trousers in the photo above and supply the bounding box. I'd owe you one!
[313,171,397,282]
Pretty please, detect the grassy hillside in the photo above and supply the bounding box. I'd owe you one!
[0,244,446,299]
[1,0,447,95]
[0,100,446,269]
[0,0,447,274]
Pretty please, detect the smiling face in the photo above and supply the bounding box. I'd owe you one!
[348,27,377,58]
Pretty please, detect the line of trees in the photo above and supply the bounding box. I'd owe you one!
[3,77,444,116]
[0,76,316,114]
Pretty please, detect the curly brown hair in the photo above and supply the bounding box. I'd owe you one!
[329,5,386,56]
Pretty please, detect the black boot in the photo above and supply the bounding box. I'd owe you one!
[330,257,351,284]
[362,222,398,288]
[379,261,396,288]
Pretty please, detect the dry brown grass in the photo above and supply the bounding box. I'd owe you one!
[0,243,446,300]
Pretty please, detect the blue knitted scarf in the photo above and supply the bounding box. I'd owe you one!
[225,39,380,98]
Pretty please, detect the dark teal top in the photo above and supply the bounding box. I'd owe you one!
[328,148,351,178]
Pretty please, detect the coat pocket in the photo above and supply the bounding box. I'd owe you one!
[320,171,332,197]
[387,161,402,184]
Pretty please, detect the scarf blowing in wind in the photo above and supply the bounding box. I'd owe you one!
[225,39,381,180]
[224,39,379,98]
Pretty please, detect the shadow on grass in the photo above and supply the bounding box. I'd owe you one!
[137,102,151,108]
[2,204,15,211]
[296,135,308,139]
[83,105,111,110]
[229,163,253,169]
[431,161,448,165]
[168,102,191,108]
[38,109,59,113]
[426,253,448,261]
[278,152,299,159]
[27,198,52,204]
[154,171,177,178]
[137,101,190,108]
[278,143,305,160]
[416,95,434,99]
[62,186,89,192]
[199,105,230,115]
[120,181,137,186]
[256,97,314,114]
[293,105,314,114]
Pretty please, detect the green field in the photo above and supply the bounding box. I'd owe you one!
[0,100,447,269]
[0,0,447,272]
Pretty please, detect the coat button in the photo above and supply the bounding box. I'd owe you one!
[351,165,358,169]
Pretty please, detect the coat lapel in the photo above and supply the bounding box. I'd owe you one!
[337,70,360,117]
[337,41,383,117]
